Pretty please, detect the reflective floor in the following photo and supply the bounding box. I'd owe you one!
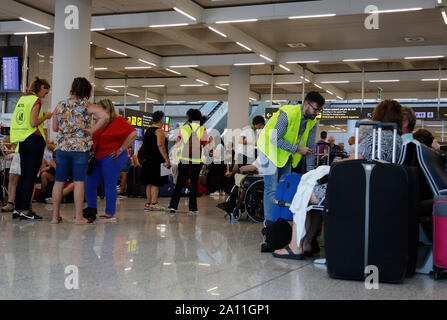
[0,195,446,300]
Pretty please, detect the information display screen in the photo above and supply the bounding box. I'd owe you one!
[2,57,19,91]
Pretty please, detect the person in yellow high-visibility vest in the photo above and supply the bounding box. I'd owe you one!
[10,76,52,220]
[168,108,210,215]
[257,91,325,233]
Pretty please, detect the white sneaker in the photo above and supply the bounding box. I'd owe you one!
[45,197,53,204]
[210,192,220,196]
[189,211,198,215]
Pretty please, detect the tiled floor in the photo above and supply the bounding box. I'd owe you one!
[0,195,445,300]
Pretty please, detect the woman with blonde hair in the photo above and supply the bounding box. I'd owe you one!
[84,99,136,222]
[10,76,52,220]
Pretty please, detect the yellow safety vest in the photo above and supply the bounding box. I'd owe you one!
[257,104,316,168]
[10,95,46,145]
[178,122,205,163]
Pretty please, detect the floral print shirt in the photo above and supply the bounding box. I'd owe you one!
[55,98,92,152]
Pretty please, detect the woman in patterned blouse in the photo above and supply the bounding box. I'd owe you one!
[51,77,109,224]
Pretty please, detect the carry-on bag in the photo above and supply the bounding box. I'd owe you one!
[433,195,447,280]
[325,121,412,283]
[272,173,302,222]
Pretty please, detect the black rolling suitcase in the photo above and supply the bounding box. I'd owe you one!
[127,166,146,197]
[324,121,414,283]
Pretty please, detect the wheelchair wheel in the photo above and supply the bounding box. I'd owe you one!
[244,179,264,223]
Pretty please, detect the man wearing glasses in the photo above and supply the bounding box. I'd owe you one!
[257,91,325,231]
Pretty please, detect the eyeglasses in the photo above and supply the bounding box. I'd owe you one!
[308,101,323,113]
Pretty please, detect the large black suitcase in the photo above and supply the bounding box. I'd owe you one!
[324,122,415,283]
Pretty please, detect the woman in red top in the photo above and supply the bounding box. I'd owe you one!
[84,99,136,222]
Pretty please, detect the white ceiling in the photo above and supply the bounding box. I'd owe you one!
[1,0,446,102]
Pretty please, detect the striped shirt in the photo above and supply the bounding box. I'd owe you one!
[270,109,316,172]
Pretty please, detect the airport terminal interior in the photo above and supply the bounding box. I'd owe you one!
[0,0,447,300]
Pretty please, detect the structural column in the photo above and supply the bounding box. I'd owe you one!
[227,66,250,130]
[51,0,92,116]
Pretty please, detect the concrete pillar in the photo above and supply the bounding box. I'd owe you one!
[51,0,92,115]
[227,66,250,130]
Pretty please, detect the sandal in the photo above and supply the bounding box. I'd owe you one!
[1,202,14,212]
[51,216,63,224]
[272,245,304,260]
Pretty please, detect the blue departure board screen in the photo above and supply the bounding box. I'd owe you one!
[2,57,19,91]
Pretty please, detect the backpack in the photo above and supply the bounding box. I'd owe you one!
[261,218,292,252]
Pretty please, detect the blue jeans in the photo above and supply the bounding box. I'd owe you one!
[260,151,292,225]
[55,151,90,182]
[85,152,128,215]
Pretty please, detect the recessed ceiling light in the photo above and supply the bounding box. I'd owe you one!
[208,26,227,38]
[139,59,156,66]
[126,93,140,97]
[314,83,323,89]
[173,7,197,21]
[106,85,127,88]
[369,79,400,82]
[275,81,302,85]
[106,48,127,56]
[233,62,265,66]
[279,64,291,72]
[166,68,181,75]
[421,78,447,81]
[287,43,307,48]
[91,28,105,31]
[260,54,273,62]
[142,85,165,87]
[326,90,334,95]
[216,86,227,91]
[343,58,379,62]
[104,87,118,92]
[196,79,209,85]
[321,81,350,84]
[180,84,203,87]
[169,65,198,68]
[236,42,252,51]
[404,55,443,59]
[370,7,423,14]
[149,23,189,28]
[286,60,320,64]
[14,31,48,35]
[215,19,258,24]
[124,66,152,70]
[288,13,336,19]
[19,17,51,30]
[94,67,108,71]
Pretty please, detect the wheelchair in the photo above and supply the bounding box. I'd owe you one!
[217,172,264,223]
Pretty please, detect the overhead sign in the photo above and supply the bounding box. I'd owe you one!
[124,108,153,129]
[265,107,279,120]
[318,107,362,120]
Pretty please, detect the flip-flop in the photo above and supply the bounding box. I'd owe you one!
[272,245,304,260]
[50,217,63,224]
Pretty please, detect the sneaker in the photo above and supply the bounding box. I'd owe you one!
[189,210,198,215]
[97,215,117,223]
[19,211,42,221]
[118,193,128,199]
[144,202,151,211]
[12,210,21,219]
[45,197,53,204]
[150,203,166,211]
[168,207,176,214]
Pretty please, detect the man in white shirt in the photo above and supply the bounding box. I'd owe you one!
[235,116,265,166]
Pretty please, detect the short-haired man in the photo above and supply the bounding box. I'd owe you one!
[257,91,325,229]
[236,115,266,166]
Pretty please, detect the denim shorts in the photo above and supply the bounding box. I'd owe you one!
[55,150,90,182]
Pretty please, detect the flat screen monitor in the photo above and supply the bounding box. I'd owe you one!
[2,57,19,91]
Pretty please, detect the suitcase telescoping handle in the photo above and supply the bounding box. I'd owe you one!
[354,121,380,160]
[354,121,398,163]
